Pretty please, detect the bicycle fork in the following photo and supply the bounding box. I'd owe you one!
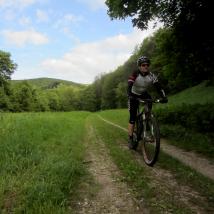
[144,113,155,142]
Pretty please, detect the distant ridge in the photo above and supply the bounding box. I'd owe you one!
[11,77,86,89]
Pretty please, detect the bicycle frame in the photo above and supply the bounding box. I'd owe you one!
[136,99,159,140]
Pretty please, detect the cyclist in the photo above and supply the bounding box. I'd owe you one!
[127,56,168,149]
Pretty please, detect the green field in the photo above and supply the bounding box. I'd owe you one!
[0,112,90,213]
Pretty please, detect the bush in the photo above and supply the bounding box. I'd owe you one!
[155,103,214,133]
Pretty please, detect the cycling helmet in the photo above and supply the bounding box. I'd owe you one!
[137,56,150,66]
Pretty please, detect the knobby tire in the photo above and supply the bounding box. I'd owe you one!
[140,115,160,166]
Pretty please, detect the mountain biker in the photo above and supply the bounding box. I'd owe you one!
[127,56,168,149]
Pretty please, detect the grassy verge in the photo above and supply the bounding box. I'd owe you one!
[0,112,90,213]
[157,151,214,212]
[167,81,214,106]
[93,112,214,213]
[160,124,214,159]
[97,109,128,128]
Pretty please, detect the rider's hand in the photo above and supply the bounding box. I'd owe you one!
[160,97,168,103]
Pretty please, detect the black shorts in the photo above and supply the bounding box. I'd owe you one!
[128,92,152,124]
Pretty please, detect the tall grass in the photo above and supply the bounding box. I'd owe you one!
[0,112,90,213]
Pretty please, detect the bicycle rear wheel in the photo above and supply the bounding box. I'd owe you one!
[140,115,160,166]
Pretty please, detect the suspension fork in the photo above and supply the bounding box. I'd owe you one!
[137,107,144,141]
[142,103,152,138]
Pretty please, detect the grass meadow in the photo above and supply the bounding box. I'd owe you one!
[0,112,90,213]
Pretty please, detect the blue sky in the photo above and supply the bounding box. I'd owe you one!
[0,0,161,84]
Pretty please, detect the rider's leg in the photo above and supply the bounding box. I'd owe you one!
[128,123,134,137]
[128,97,138,148]
[128,97,138,137]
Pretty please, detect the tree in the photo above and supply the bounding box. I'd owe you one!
[46,90,61,111]
[0,50,17,111]
[115,82,127,108]
[80,85,97,112]
[35,90,50,112]
[0,50,17,87]
[56,85,77,111]
[93,74,106,110]
[0,87,11,111]
[105,0,214,84]
[106,0,180,29]
[11,81,39,112]
[105,0,212,30]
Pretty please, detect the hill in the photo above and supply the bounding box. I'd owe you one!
[11,77,86,89]
[167,81,214,106]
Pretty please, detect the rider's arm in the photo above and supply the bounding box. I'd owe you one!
[127,70,138,97]
[153,81,168,103]
[154,82,166,98]
[150,72,167,99]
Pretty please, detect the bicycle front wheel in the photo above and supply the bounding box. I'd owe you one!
[140,115,160,166]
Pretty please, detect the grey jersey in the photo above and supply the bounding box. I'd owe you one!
[131,72,158,95]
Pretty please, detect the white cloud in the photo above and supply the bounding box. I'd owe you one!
[2,29,49,46]
[0,0,37,9]
[76,0,106,10]
[19,16,32,26]
[0,0,39,21]
[36,9,49,22]
[41,24,159,84]
[54,13,84,30]
[53,13,84,39]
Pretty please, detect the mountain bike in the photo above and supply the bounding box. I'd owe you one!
[132,98,161,166]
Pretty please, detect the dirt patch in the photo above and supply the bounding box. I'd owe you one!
[2,191,17,213]
[73,124,144,214]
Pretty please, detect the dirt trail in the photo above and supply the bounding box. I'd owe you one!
[160,140,214,180]
[98,115,214,180]
[73,124,145,214]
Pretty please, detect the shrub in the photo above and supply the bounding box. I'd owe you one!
[155,103,214,133]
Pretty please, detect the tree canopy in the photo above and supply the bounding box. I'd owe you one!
[0,50,17,87]
[105,0,214,85]
[105,0,212,30]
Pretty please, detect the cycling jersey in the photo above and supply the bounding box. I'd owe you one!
[128,69,165,98]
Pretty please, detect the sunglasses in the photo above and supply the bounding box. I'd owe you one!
[140,63,149,67]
